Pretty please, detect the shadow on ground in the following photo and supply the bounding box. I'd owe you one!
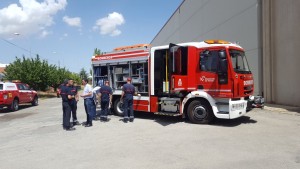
[212,116,257,127]
[0,106,36,122]
[0,105,33,114]
[128,111,257,127]
[135,111,184,126]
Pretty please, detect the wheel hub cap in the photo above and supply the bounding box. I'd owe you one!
[193,106,207,120]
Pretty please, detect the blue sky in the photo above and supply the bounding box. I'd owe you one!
[0,0,182,73]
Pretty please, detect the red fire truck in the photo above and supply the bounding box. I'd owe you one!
[91,40,254,124]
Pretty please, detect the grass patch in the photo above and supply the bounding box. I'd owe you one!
[37,91,57,99]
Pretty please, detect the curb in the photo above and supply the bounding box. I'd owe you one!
[263,103,300,114]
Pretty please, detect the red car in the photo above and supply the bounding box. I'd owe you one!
[0,81,38,111]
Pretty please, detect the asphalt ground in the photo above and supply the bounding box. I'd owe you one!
[0,98,299,169]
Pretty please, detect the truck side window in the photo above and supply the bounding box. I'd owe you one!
[200,51,218,73]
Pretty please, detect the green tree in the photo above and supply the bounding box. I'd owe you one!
[79,68,88,80]
[94,48,102,55]
[4,55,50,90]
[4,55,81,91]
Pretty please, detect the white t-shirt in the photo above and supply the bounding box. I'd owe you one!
[83,84,93,99]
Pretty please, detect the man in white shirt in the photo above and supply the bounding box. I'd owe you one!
[80,79,94,127]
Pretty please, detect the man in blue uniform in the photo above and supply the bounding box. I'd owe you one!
[61,79,75,131]
[121,77,136,123]
[99,80,112,122]
[68,79,80,125]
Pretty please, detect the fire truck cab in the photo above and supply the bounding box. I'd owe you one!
[92,40,254,124]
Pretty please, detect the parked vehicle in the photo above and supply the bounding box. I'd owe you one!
[0,81,38,111]
[91,40,254,124]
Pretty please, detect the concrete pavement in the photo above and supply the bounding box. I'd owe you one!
[0,98,299,169]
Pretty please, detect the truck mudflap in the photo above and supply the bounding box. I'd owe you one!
[246,98,254,112]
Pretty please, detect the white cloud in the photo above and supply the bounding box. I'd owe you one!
[94,12,125,36]
[63,16,81,27]
[0,0,67,37]
[39,30,51,38]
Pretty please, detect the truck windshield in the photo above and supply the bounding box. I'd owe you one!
[0,84,3,90]
[229,50,251,74]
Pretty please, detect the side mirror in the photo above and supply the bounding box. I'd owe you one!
[200,50,210,58]
[219,50,226,59]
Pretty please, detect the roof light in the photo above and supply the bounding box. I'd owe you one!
[113,44,150,51]
[204,40,230,44]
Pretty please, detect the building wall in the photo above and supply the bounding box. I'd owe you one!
[262,0,300,106]
[151,0,262,95]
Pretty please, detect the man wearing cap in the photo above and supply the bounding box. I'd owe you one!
[121,77,136,123]
[99,80,113,121]
[80,79,94,127]
[60,79,75,131]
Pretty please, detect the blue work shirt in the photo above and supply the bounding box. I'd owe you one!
[122,83,135,100]
[69,85,77,96]
[99,85,112,101]
[68,85,77,104]
[60,85,70,102]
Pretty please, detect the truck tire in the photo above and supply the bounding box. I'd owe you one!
[10,99,19,111]
[187,100,214,124]
[113,98,124,116]
[32,96,38,106]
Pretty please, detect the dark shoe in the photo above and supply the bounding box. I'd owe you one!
[73,121,80,125]
[85,123,93,127]
[100,117,110,122]
[123,118,128,123]
[129,118,134,122]
[81,121,88,126]
[65,127,76,131]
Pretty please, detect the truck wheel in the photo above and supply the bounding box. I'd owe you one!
[187,100,214,124]
[10,99,19,111]
[113,98,124,116]
[32,96,38,106]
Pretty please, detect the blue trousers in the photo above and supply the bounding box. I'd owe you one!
[123,98,134,119]
[62,102,71,128]
[84,98,95,124]
[101,100,109,118]
[70,100,77,121]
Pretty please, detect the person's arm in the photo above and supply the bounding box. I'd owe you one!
[98,93,102,103]
[75,88,79,101]
[67,88,74,100]
[109,94,113,105]
[120,91,124,102]
[68,94,75,100]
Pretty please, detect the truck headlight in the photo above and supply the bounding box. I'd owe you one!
[3,94,8,99]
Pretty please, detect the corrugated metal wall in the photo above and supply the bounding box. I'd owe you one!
[262,0,300,106]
